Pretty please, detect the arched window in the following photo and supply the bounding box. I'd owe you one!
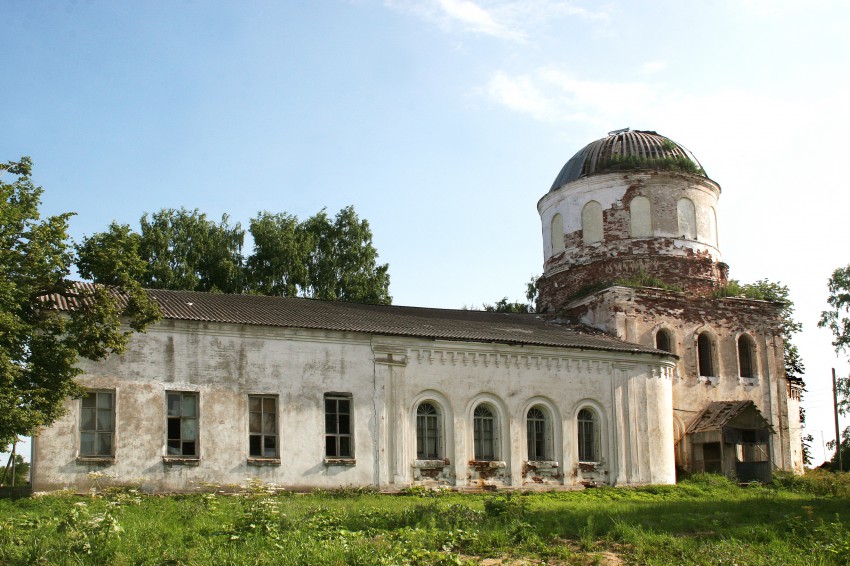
[577,408,599,462]
[677,198,697,239]
[630,196,652,237]
[416,402,442,459]
[582,201,603,244]
[526,406,550,461]
[551,213,564,254]
[655,328,673,353]
[697,332,715,377]
[473,404,497,461]
[738,335,756,378]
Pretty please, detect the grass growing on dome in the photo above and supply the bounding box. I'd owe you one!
[561,273,683,305]
[596,154,706,176]
[614,269,684,293]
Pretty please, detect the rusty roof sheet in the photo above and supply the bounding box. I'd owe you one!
[45,283,666,355]
[686,401,766,433]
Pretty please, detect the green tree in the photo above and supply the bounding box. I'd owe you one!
[1,454,30,486]
[76,221,147,286]
[81,206,391,304]
[0,158,159,450]
[300,206,391,304]
[818,265,850,469]
[481,297,532,313]
[139,208,245,293]
[245,211,309,297]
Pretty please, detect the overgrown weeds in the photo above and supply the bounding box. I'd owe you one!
[1,471,849,564]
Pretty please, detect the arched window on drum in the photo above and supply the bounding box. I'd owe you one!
[582,201,603,244]
[630,196,652,237]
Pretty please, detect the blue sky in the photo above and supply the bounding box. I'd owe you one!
[2,0,849,466]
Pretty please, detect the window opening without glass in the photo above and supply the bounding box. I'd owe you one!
[698,332,715,377]
[656,329,673,353]
[167,392,198,457]
[738,335,755,378]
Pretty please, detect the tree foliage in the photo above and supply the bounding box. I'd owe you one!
[299,207,390,304]
[246,212,307,297]
[481,297,533,313]
[0,158,160,450]
[819,265,850,468]
[819,265,850,357]
[139,209,245,293]
[78,206,391,305]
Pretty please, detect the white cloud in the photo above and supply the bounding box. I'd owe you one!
[384,0,609,43]
[487,71,553,118]
[485,68,655,125]
[436,0,524,41]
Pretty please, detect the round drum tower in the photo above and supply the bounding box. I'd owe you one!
[537,129,728,313]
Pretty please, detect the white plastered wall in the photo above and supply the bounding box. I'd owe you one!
[32,319,678,492]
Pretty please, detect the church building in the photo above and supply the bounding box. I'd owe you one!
[31,129,803,492]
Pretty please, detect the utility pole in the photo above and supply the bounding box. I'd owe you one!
[834,368,844,472]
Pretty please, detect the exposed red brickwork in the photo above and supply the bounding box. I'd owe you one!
[565,287,782,332]
[538,253,728,313]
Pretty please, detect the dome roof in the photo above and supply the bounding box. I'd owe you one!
[550,129,707,191]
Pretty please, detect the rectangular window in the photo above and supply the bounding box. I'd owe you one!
[80,391,114,457]
[249,395,278,458]
[324,394,353,458]
[166,392,198,457]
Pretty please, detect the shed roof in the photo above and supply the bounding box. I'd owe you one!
[686,401,772,434]
[47,283,666,355]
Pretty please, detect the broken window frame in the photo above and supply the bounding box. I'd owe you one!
[166,391,199,458]
[80,390,115,458]
[249,395,279,459]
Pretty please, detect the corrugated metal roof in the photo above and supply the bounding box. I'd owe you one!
[550,129,706,191]
[45,283,666,355]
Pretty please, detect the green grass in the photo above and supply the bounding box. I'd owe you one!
[1,472,849,565]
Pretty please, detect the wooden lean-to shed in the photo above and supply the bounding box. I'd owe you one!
[686,401,774,482]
